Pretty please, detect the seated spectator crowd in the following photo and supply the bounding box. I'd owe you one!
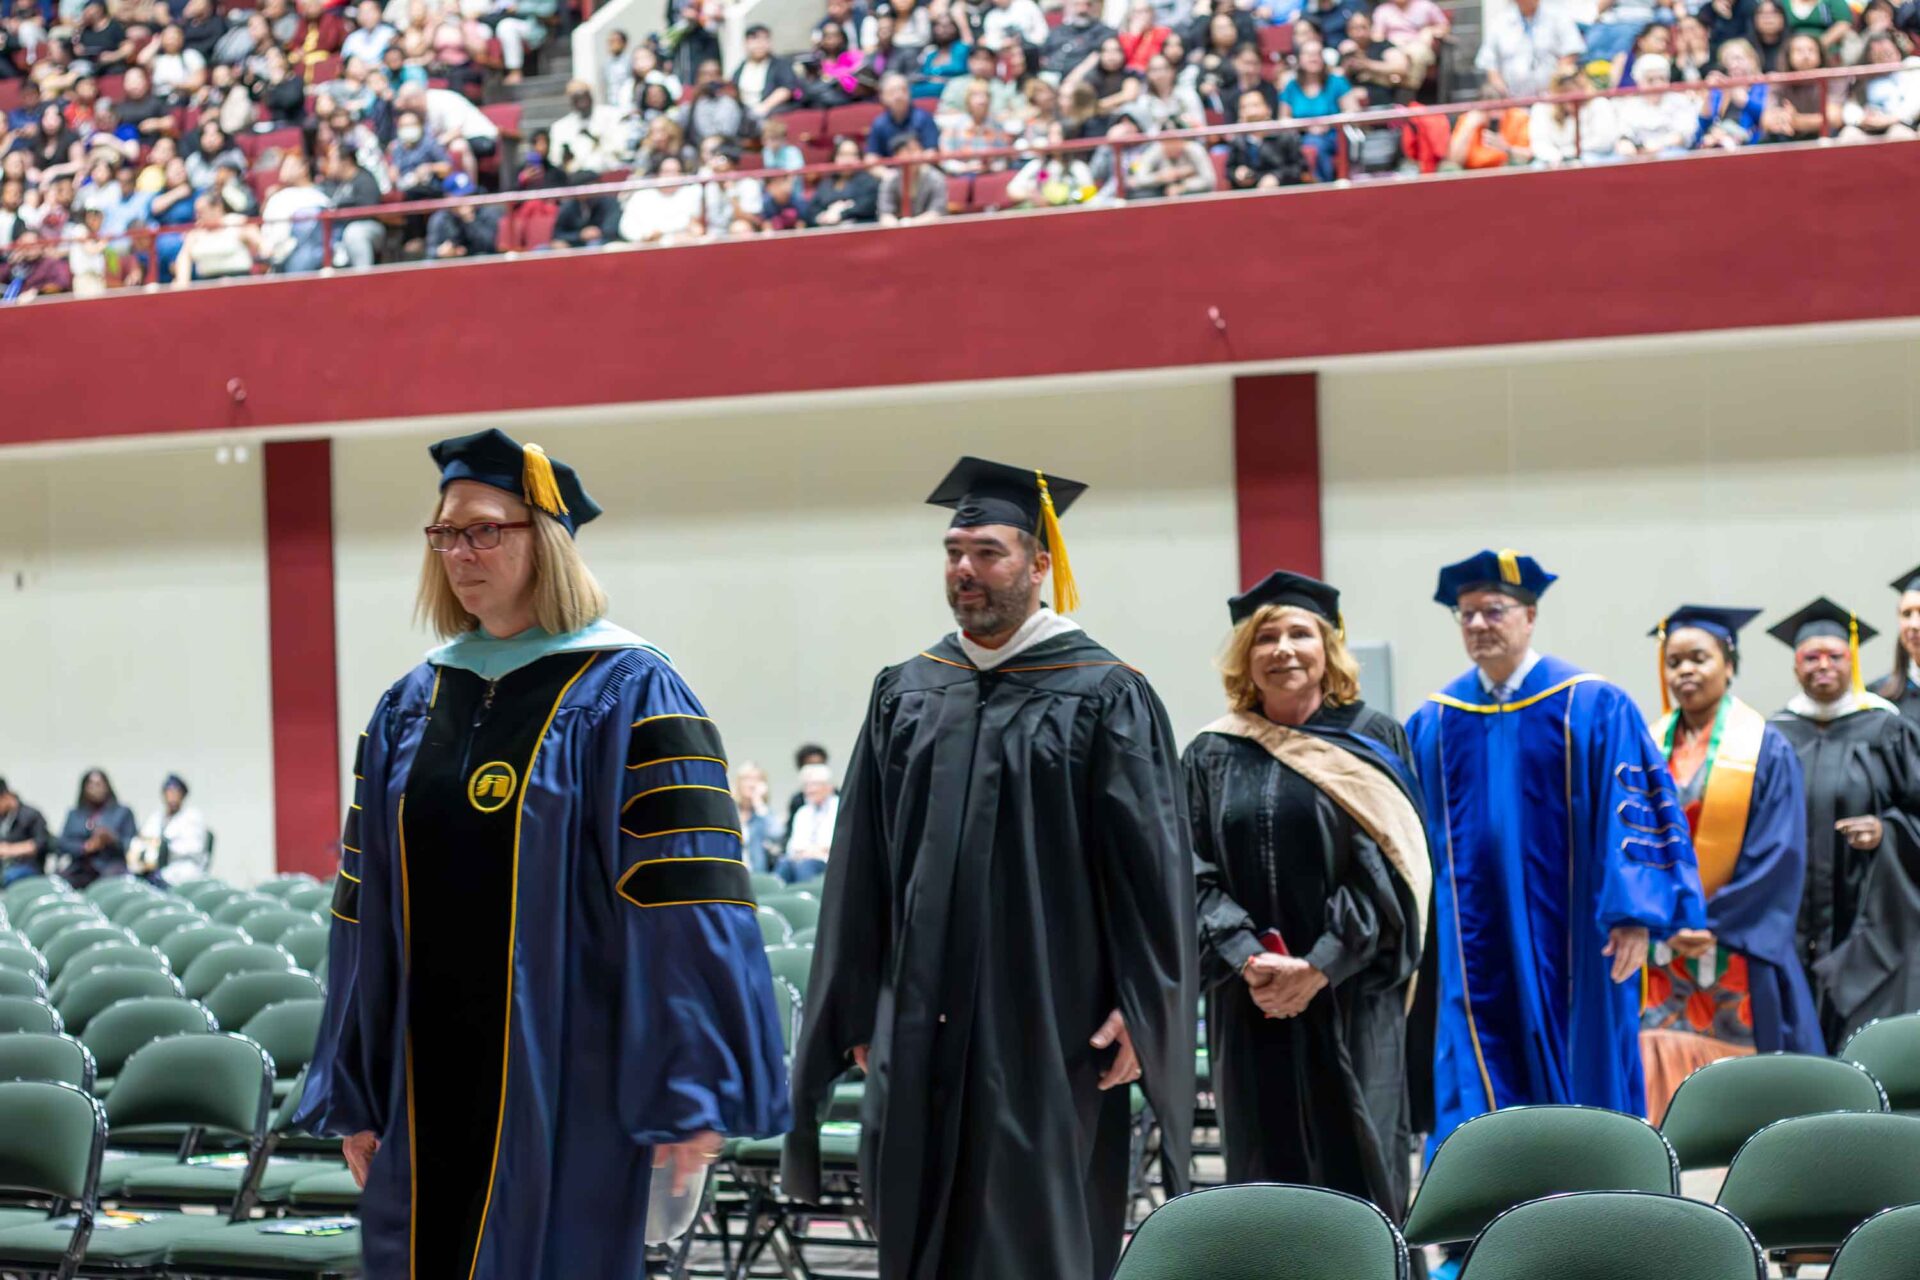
[5,0,1917,296]
[1,0,539,295]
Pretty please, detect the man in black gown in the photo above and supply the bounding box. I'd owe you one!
[1766,597,1920,1047]
[786,457,1196,1280]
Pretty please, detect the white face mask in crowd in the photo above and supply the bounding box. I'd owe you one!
[398,124,423,145]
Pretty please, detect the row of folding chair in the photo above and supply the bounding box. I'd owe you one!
[1113,1181,1920,1280]
[0,1033,360,1279]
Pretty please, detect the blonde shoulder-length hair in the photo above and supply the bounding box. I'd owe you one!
[1218,603,1362,712]
[414,498,609,640]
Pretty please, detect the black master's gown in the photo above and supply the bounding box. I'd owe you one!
[1773,700,1920,1047]
[786,629,1196,1280]
[1186,702,1422,1218]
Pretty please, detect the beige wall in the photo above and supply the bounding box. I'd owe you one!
[331,376,1244,809]
[1320,332,1920,720]
[0,447,277,886]
[8,324,1917,880]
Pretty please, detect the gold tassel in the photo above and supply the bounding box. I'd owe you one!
[1850,612,1866,698]
[1496,548,1523,587]
[1035,470,1079,614]
[1657,621,1671,715]
[522,444,569,519]
[1336,612,1347,643]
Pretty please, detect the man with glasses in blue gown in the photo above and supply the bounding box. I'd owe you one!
[1406,550,1707,1278]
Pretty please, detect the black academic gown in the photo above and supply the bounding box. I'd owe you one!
[1772,700,1920,1048]
[786,629,1196,1280]
[1185,702,1422,1220]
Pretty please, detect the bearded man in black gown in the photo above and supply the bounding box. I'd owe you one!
[786,457,1196,1280]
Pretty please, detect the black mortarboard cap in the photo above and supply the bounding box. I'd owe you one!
[1649,605,1763,647]
[1765,597,1878,649]
[428,428,602,537]
[926,456,1087,535]
[1230,570,1341,627]
[1891,565,1920,594]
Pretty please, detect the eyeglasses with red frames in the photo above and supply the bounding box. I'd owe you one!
[423,521,533,552]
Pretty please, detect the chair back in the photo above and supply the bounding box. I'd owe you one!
[105,1033,273,1140]
[1838,1015,1920,1114]
[235,909,321,946]
[80,996,217,1079]
[159,924,252,973]
[238,998,325,1079]
[0,995,61,1035]
[1661,1053,1887,1170]
[278,926,329,974]
[1114,1183,1408,1280]
[180,943,292,1000]
[0,1033,95,1092]
[1716,1112,1920,1251]
[1827,1203,1920,1280]
[55,968,182,1035]
[202,970,322,1031]
[41,926,137,978]
[0,1079,107,1206]
[1460,1192,1762,1280]
[1403,1106,1678,1247]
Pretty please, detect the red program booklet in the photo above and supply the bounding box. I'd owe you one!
[1258,927,1291,957]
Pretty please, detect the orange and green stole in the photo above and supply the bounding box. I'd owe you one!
[1642,695,1766,1040]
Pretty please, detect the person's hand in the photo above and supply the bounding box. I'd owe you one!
[1250,955,1327,1018]
[851,1043,869,1071]
[1667,927,1715,959]
[1837,815,1884,851]
[1091,1009,1140,1090]
[653,1129,723,1194]
[343,1131,379,1187]
[1603,924,1650,983]
[436,241,463,257]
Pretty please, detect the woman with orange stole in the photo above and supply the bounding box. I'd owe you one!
[1640,605,1822,1121]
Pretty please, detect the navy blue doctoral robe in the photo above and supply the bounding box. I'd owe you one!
[1407,655,1706,1148]
[295,640,790,1279]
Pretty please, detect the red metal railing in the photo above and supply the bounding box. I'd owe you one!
[0,63,1879,293]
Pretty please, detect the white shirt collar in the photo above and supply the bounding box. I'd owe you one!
[1478,648,1542,698]
[956,606,1083,671]
[1786,688,1901,722]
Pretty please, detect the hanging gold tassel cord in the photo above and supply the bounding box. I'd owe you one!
[1657,622,1671,715]
[1850,613,1867,698]
[522,444,570,519]
[1035,470,1079,615]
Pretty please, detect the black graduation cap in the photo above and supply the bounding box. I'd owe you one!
[1891,565,1920,594]
[428,428,602,537]
[1648,605,1763,648]
[927,456,1087,612]
[1766,597,1877,650]
[1229,570,1341,628]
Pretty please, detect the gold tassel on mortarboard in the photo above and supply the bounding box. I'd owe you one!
[522,444,569,520]
[1657,621,1672,715]
[1036,470,1080,615]
[1497,548,1523,587]
[1850,612,1867,698]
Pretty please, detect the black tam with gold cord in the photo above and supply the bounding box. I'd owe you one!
[786,457,1196,1280]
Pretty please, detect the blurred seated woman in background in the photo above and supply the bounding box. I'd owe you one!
[58,767,136,888]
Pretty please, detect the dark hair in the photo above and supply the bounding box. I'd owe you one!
[76,768,116,807]
[0,777,10,796]
[1665,626,1739,675]
[745,22,769,36]
[1879,594,1919,700]
[794,743,829,769]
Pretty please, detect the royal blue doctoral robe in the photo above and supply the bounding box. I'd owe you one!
[1406,654,1707,1148]
[295,636,790,1279]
